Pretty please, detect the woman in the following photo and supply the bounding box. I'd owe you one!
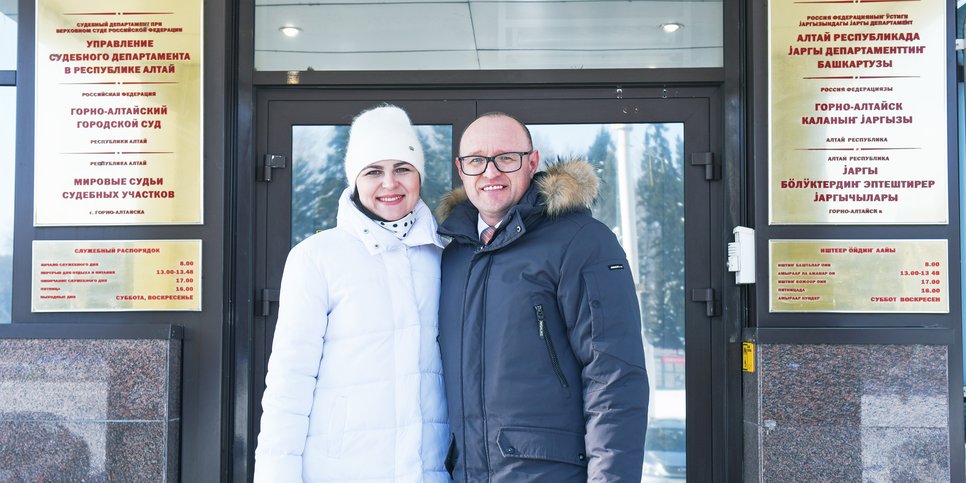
[254,105,449,482]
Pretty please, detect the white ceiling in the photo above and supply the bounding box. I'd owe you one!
[254,0,723,71]
[0,0,15,20]
[0,1,723,71]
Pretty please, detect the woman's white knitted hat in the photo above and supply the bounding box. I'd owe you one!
[344,104,425,184]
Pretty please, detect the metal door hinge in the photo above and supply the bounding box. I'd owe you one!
[690,288,717,317]
[690,152,719,181]
[258,288,280,316]
[261,154,286,182]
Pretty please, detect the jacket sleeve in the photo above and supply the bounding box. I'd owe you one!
[557,221,649,481]
[254,242,329,482]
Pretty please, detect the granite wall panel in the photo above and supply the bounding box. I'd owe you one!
[0,335,181,482]
[744,343,950,482]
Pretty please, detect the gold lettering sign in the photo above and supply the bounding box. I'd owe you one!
[769,240,948,313]
[34,0,203,225]
[768,0,947,224]
[32,240,202,312]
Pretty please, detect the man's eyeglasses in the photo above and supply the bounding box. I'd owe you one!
[457,152,531,176]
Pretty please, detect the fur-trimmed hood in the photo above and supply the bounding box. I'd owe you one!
[435,159,600,222]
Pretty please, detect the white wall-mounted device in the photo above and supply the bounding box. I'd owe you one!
[727,226,756,284]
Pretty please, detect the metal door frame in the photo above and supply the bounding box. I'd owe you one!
[240,85,732,482]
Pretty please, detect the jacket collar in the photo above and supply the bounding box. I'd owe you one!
[436,159,599,247]
[337,187,443,255]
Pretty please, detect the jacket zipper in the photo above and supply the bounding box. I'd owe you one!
[534,304,569,388]
[479,256,493,472]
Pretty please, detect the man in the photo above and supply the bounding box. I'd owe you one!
[436,112,649,481]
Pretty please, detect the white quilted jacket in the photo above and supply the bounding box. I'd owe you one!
[254,188,450,482]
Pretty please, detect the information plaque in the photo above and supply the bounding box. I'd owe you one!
[769,240,948,313]
[768,0,947,224]
[34,0,203,225]
[32,240,202,312]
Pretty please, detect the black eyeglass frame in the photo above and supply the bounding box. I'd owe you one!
[456,151,532,176]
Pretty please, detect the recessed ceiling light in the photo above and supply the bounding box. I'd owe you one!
[660,23,684,33]
[279,26,302,37]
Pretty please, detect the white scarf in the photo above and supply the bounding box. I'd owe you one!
[376,210,416,240]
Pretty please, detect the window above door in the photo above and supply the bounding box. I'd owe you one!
[254,0,723,71]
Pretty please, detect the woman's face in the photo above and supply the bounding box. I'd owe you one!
[355,159,421,221]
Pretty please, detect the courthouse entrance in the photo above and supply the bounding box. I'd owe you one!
[242,84,730,481]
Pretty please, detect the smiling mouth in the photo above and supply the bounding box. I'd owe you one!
[481,185,506,192]
[377,195,403,203]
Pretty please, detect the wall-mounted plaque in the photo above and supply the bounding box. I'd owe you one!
[32,240,202,312]
[34,0,203,225]
[768,0,947,224]
[769,240,948,313]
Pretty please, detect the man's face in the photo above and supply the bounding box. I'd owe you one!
[457,116,540,226]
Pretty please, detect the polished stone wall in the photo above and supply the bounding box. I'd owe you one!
[743,343,950,482]
[0,332,181,481]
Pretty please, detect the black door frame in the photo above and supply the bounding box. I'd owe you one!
[230,0,749,476]
[237,84,734,482]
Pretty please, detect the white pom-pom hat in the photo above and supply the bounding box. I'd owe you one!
[344,104,425,186]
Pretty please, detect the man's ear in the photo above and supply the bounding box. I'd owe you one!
[529,150,540,175]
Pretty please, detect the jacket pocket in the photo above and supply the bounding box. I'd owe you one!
[582,261,646,368]
[533,303,569,388]
[497,426,587,467]
[444,433,457,476]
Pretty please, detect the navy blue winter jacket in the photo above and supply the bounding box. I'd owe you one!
[436,160,649,482]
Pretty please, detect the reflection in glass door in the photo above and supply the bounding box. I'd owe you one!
[532,124,686,482]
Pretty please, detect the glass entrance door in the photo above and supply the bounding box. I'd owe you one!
[251,93,716,481]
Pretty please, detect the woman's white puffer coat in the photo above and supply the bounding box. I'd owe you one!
[254,188,450,482]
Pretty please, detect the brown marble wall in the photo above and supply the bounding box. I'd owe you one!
[744,343,950,482]
[0,334,181,482]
